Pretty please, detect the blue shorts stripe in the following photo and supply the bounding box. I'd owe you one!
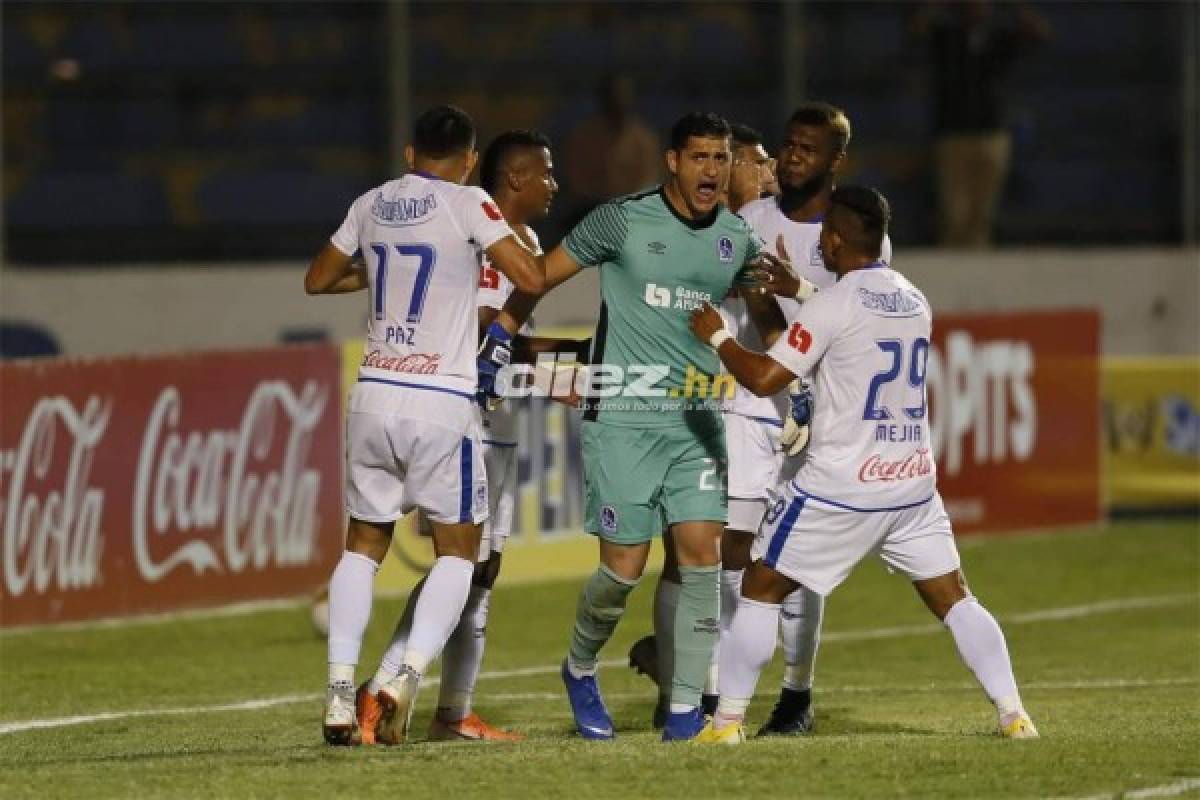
[459,437,473,523]
[764,496,806,569]
[358,377,473,401]
[788,484,934,513]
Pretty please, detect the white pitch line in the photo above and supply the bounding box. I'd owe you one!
[822,593,1197,643]
[0,592,1194,737]
[1050,777,1200,800]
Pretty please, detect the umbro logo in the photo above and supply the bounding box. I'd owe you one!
[647,241,667,255]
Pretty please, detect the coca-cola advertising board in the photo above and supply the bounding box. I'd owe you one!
[927,309,1101,532]
[0,345,344,627]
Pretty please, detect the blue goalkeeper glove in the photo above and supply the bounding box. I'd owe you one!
[476,321,513,407]
[780,379,813,456]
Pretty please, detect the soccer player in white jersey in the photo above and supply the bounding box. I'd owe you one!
[730,102,895,736]
[354,130,559,744]
[304,105,545,746]
[687,186,1038,743]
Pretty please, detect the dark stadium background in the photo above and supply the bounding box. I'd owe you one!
[2,0,1195,265]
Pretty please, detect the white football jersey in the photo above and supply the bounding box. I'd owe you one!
[727,196,893,422]
[766,265,936,510]
[331,173,514,399]
[478,227,539,445]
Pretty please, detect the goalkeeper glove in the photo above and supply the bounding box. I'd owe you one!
[780,379,813,456]
[476,321,513,407]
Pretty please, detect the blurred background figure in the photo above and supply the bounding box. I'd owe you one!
[912,1,1052,248]
[722,123,775,212]
[561,73,661,228]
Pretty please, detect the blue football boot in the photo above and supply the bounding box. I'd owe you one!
[661,706,707,742]
[561,659,615,740]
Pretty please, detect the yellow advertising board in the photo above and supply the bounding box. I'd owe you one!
[1103,357,1200,511]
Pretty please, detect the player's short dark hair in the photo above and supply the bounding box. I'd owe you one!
[830,185,890,256]
[788,101,852,154]
[412,105,476,159]
[480,130,552,194]
[669,111,731,151]
[730,123,763,149]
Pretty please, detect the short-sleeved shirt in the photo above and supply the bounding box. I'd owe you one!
[563,188,762,428]
[766,264,937,510]
[724,196,894,424]
[331,172,513,399]
[477,228,540,445]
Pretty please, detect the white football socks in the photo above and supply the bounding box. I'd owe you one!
[653,577,681,701]
[370,576,426,694]
[780,587,824,692]
[943,596,1025,717]
[719,568,743,636]
[437,584,491,721]
[327,551,380,685]
[401,555,475,676]
[715,597,781,728]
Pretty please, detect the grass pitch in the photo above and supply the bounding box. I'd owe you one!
[1,520,1197,799]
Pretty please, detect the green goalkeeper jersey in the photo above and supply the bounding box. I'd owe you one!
[563,188,762,428]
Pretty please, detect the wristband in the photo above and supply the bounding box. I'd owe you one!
[794,279,817,301]
[486,320,513,343]
[708,329,732,349]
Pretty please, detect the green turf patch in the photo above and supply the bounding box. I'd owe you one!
[1,520,1197,798]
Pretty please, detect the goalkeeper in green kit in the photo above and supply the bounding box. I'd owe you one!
[485,111,814,742]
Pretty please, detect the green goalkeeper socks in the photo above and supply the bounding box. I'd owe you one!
[568,565,638,672]
[671,565,720,708]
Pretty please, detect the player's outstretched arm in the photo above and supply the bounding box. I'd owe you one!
[689,302,795,397]
[485,235,546,295]
[305,243,368,294]
[494,246,583,335]
[743,287,789,347]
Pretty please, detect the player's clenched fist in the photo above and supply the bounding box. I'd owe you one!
[689,302,732,349]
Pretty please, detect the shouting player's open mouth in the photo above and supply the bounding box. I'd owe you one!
[695,180,719,207]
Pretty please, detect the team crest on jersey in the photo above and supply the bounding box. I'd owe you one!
[600,505,619,534]
[717,236,735,263]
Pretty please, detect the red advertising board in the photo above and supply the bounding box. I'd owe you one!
[0,345,344,627]
[928,309,1101,533]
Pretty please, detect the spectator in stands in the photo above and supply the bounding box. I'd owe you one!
[912,1,1051,248]
[562,73,661,227]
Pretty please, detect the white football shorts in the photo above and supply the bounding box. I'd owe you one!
[753,489,960,596]
[725,412,784,533]
[481,441,518,559]
[345,383,488,526]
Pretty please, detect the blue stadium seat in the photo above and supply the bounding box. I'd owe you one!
[195,168,366,226]
[7,170,170,229]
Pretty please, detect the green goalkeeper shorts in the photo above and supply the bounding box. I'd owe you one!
[581,418,728,545]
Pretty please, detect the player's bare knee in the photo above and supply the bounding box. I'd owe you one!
[721,528,755,571]
[671,521,723,567]
[431,522,482,562]
[600,540,650,582]
[914,570,970,620]
[741,560,797,604]
[345,518,394,562]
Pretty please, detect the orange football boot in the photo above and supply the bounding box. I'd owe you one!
[356,682,383,745]
[428,712,524,742]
